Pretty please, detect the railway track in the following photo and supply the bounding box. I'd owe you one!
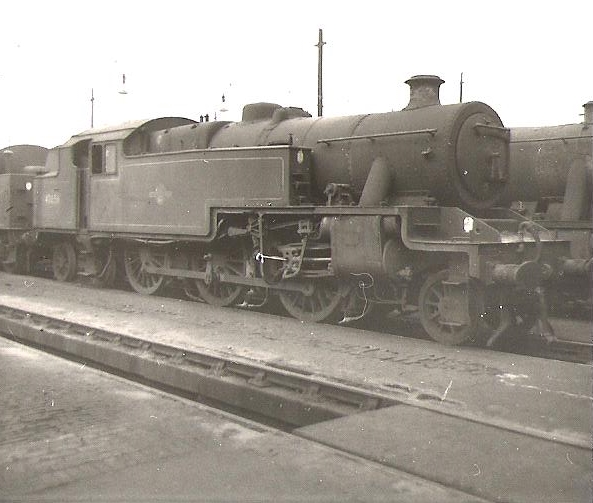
[186,292,592,365]
[499,333,592,365]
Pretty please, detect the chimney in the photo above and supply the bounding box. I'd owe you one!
[403,75,444,110]
[583,101,593,125]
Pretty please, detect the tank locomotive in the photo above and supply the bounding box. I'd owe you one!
[0,76,577,345]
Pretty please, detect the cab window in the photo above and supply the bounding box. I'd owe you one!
[91,143,117,175]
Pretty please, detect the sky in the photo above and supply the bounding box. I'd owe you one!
[1,0,591,148]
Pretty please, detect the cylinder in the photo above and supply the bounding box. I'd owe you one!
[560,257,593,277]
[492,261,542,289]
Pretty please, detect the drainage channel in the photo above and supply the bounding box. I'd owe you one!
[0,305,405,430]
[2,303,589,451]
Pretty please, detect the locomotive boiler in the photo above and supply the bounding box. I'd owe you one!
[3,75,575,346]
[153,75,510,212]
[506,102,592,217]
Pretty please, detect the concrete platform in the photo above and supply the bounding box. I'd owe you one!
[0,337,483,502]
[0,273,590,440]
[297,404,592,503]
[0,272,591,501]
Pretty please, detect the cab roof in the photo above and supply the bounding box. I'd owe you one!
[62,117,197,147]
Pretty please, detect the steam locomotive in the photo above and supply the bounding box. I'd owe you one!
[506,102,593,309]
[0,75,581,345]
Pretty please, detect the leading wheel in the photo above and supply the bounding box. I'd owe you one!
[479,288,539,345]
[418,270,482,345]
[124,246,166,295]
[278,280,343,323]
[53,242,77,282]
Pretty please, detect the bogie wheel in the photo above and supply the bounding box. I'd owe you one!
[53,242,77,282]
[124,246,166,295]
[278,280,343,323]
[418,270,482,345]
[479,289,539,342]
[189,251,246,307]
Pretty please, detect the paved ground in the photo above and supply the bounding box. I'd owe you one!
[0,273,590,442]
[0,272,591,501]
[0,337,485,502]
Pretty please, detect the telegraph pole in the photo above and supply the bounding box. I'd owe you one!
[316,29,326,117]
[90,88,95,128]
[459,72,464,103]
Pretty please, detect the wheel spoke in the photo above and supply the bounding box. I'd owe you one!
[428,288,443,303]
[124,246,165,295]
[279,281,342,323]
[190,250,246,307]
[419,270,481,345]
